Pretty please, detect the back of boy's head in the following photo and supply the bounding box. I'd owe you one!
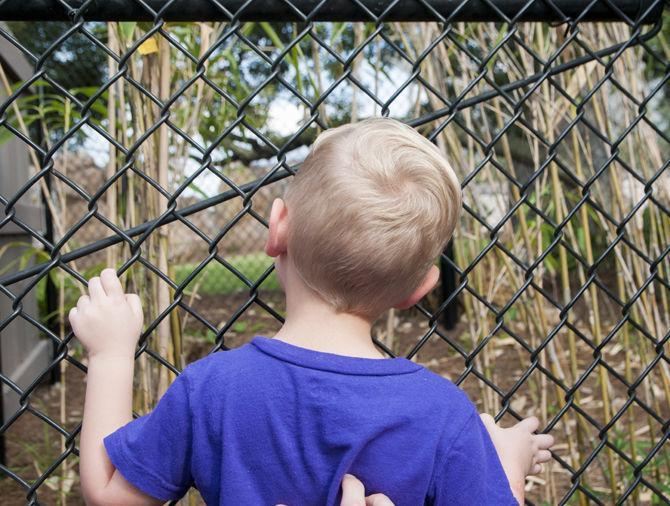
[283,117,461,320]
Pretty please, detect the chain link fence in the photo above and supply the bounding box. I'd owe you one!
[0,1,668,504]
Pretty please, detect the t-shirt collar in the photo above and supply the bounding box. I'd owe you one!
[250,335,422,376]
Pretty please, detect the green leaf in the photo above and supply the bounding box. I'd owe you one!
[259,22,283,49]
[329,23,348,46]
[576,227,586,253]
[543,254,557,275]
[119,22,137,42]
[233,321,248,333]
[204,330,217,343]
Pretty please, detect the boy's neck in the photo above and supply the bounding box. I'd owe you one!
[271,284,384,360]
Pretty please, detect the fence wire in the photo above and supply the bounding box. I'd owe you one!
[0,0,669,504]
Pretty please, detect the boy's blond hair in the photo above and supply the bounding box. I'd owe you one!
[283,117,461,319]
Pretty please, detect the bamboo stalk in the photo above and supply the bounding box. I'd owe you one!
[156,31,174,392]
[106,23,119,268]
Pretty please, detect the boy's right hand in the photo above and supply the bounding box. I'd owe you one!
[68,268,144,360]
[480,414,554,498]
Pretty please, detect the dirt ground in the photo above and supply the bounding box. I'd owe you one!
[1,291,667,505]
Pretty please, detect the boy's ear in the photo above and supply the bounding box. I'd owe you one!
[392,264,440,310]
[264,198,289,258]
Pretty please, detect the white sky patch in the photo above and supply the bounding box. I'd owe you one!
[267,97,305,136]
[81,126,110,168]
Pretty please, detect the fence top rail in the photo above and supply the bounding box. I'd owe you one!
[0,0,663,23]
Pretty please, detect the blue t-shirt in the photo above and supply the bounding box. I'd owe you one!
[104,336,517,505]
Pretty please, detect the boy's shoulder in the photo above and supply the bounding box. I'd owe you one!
[407,365,481,426]
[180,342,257,380]
[411,365,472,401]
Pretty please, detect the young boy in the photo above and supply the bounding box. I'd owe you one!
[70,118,553,505]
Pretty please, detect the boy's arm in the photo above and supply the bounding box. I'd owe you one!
[70,268,162,506]
[431,411,519,506]
[81,354,162,505]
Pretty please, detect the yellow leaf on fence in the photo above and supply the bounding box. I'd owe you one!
[138,37,158,55]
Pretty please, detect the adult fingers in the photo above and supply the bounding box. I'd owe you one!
[530,463,543,474]
[88,276,105,301]
[366,493,395,506]
[535,433,554,449]
[516,416,539,433]
[341,474,366,506]
[125,294,143,319]
[100,268,124,297]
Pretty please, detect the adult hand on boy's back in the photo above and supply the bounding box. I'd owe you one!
[69,268,143,360]
[340,474,394,506]
[274,473,394,506]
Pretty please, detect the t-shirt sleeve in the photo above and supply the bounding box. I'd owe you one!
[103,369,194,502]
[431,411,519,506]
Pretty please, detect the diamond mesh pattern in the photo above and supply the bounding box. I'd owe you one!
[0,1,668,504]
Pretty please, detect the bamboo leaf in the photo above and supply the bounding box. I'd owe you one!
[138,36,159,55]
[259,22,284,49]
[329,23,348,46]
[119,22,136,42]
